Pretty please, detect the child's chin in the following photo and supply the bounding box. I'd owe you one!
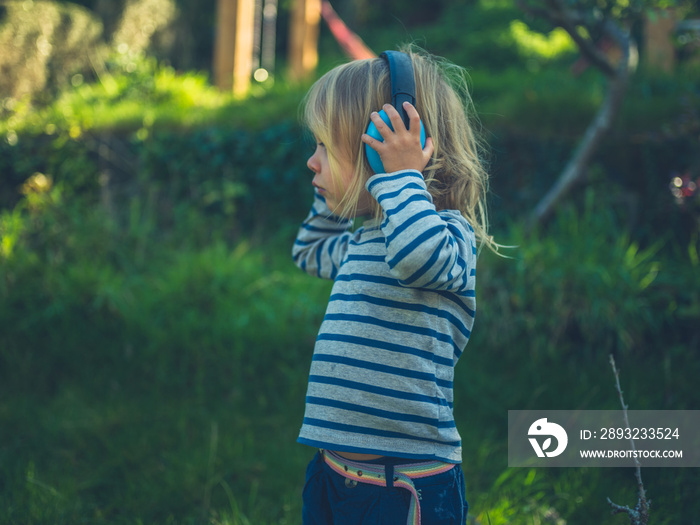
[327,200,346,215]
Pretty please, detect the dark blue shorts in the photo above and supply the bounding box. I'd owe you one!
[302,451,469,524]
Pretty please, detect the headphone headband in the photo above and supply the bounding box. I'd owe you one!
[380,51,416,129]
[364,50,425,174]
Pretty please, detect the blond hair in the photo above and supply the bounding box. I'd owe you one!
[302,45,497,254]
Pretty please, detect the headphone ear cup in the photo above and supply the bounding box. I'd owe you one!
[364,109,427,174]
[364,109,390,174]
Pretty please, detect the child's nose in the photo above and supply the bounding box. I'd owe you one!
[307,153,320,174]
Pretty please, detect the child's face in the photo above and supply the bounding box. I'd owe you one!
[307,140,369,215]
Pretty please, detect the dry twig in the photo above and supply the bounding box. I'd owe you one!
[607,354,651,525]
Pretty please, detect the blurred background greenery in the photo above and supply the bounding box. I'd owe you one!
[1,0,699,523]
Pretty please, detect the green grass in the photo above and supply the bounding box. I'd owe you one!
[3,307,698,524]
[4,383,311,524]
[0,231,329,524]
[1,186,699,523]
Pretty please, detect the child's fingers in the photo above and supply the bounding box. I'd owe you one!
[368,110,393,141]
[403,102,423,137]
[423,136,435,161]
[361,132,383,152]
[383,104,407,134]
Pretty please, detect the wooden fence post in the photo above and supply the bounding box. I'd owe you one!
[214,0,256,96]
[288,0,321,81]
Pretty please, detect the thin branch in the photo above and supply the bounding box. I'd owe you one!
[517,0,617,77]
[610,354,641,468]
[607,355,651,525]
[526,16,636,230]
[546,0,618,77]
[527,62,628,228]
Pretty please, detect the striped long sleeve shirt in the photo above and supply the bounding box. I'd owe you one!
[292,170,477,463]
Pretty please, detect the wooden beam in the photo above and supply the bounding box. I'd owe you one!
[288,0,321,81]
[214,0,236,91]
[214,0,256,96]
[233,0,256,96]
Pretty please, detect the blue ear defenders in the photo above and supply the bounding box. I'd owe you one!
[365,51,427,174]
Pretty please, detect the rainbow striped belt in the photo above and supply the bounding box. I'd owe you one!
[320,449,456,525]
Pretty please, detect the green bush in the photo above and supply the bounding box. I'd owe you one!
[0,53,306,137]
[0,123,313,243]
[2,56,698,244]
[0,182,330,398]
[0,180,327,523]
[2,40,697,247]
[2,178,699,523]
[473,192,700,362]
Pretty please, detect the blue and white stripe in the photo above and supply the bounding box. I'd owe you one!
[292,170,477,463]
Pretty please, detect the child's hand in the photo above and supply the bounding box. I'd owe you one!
[361,102,434,174]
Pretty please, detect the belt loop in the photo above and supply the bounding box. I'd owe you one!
[386,464,395,489]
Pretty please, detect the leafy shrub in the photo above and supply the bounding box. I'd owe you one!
[3,165,698,398]
[134,121,313,238]
[0,126,313,242]
[473,191,700,361]
[2,171,699,524]
[486,115,700,246]
[1,52,305,138]
[0,181,331,398]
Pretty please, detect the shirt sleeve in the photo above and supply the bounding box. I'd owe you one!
[366,170,477,294]
[292,191,354,280]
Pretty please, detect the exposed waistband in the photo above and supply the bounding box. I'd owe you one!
[320,449,456,525]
